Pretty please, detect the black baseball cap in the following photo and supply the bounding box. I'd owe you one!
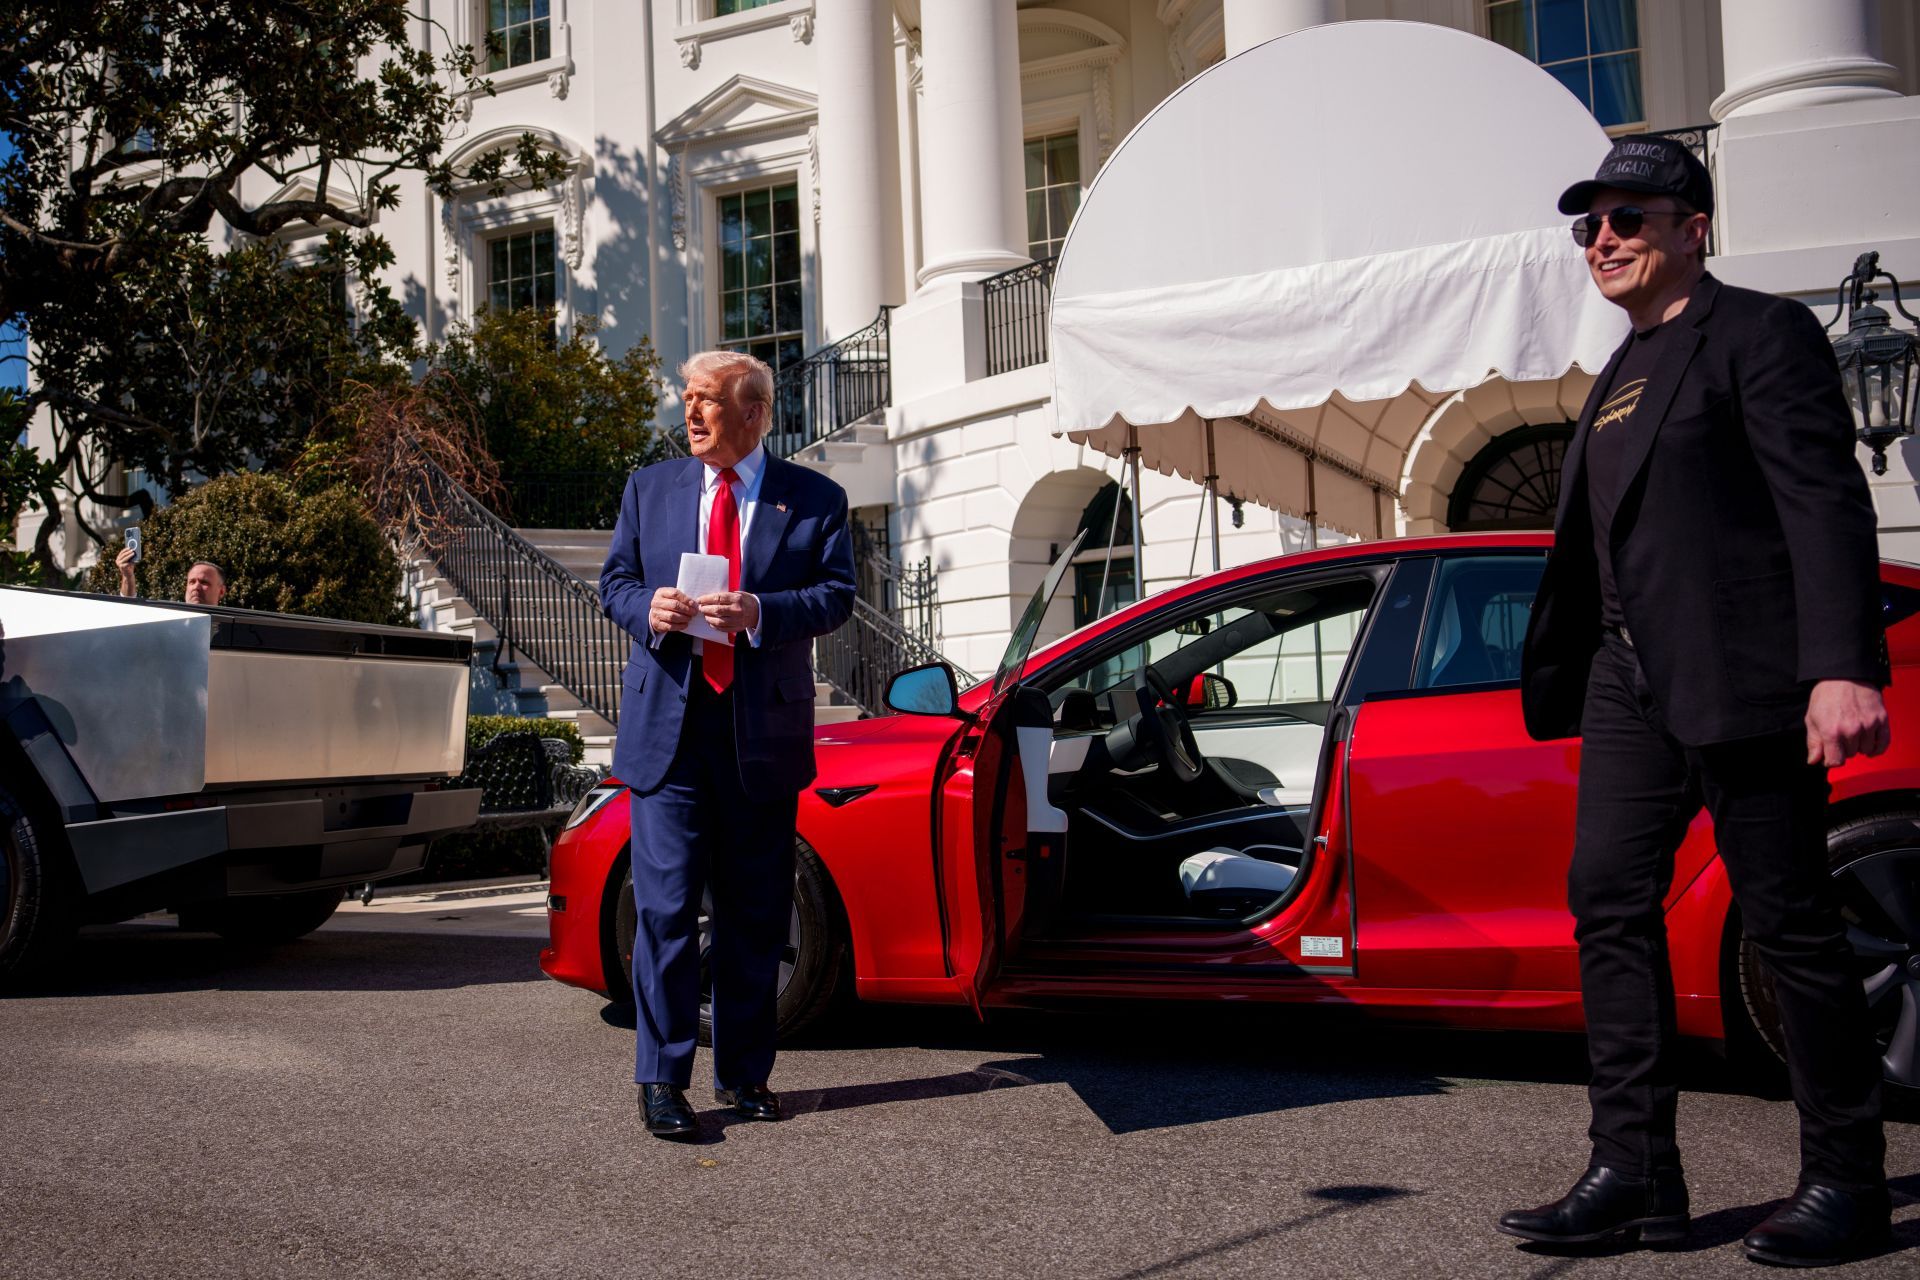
[1558,135,1714,217]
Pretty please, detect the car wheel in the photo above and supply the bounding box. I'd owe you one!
[610,837,849,1044]
[177,888,346,944]
[1738,810,1920,1091]
[0,782,76,986]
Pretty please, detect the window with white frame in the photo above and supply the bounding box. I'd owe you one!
[487,0,553,72]
[1486,0,1643,130]
[717,183,804,378]
[1024,132,1081,261]
[714,0,779,14]
[486,227,558,313]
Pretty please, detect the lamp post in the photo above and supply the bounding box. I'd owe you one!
[1828,251,1919,476]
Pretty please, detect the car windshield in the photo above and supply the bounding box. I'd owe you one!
[991,530,1088,699]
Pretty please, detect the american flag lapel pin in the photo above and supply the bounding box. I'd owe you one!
[776,501,788,513]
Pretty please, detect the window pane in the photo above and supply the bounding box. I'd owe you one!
[536,274,556,308]
[1547,59,1591,109]
[774,230,799,282]
[510,234,532,279]
[1046,133,1080,186]
[489,238,509,280]
[746,287,773,336]
[509,26,532,67]
[776,281,801,332]
[534,229,554,274]
[489,282,509,312]
[1414,557,1546,689]
[744,187,771,239]
[719,196,743,249]
[533,0,550,18]
[1047,186,1079,243]
[723,292,745,339]
[1587,0,1637,54]
[1486,0,1529,56]
[534,21,551,62]
[1590,52,1643,126]
[489,0,508,33]
[777,335,804,370]
[1024,138,1046,189]
[511,277,533,310]
[509,0,530,26]
[746,237,771,288]
[1026,191,1047,246]
[773,186,799,234]
[722,252,743,291]
[1535,0,1587,64]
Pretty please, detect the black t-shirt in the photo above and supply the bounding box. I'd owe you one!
[1588,322,1676,629]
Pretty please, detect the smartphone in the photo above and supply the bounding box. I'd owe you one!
[125,526,142,563]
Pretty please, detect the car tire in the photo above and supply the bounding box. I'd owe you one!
[177,888,345,945]
[608,837,850,1045]
[1737,810,1920,1092]
[0,782,77,986]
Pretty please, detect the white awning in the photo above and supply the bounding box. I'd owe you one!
[1050,20,1631,536]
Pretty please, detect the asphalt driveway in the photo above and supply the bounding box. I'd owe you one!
[1,907,1916,1279]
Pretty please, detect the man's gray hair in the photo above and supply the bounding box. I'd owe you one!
[680,350,774,432]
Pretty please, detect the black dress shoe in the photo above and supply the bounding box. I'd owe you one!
[639,1084,698,1140]
[1743,1183,1891,1267]
[715,1084,782,1122]
[1498,1166,1690,1247]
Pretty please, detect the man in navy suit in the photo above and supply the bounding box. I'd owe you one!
[600,350,855,1140]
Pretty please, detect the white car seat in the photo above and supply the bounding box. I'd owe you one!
[1178,847,1298,907]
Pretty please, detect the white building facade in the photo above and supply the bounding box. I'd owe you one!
[37,1,1920,676]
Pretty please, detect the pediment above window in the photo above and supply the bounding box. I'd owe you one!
[657,75,818,149]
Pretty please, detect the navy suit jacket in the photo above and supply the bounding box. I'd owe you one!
[599,453,857,795]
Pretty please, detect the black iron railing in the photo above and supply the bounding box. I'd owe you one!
[495,471,628,530]
[982,255,1057,376]
[416,459,627,723]
[850,520,940,648]
[816,597,977,714]
[769,307,891,459]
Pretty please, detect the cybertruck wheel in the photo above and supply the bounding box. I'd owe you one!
[0,782,77,987]
[610,837,850,1044]
[178,888,346,945]
[1738,811,1920,1092]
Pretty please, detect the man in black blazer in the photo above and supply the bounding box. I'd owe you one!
[1499,137,1893,1266]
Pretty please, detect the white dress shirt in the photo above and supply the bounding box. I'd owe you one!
[658,444,765,653]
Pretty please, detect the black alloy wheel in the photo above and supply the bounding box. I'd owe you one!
[0,782,75,986]
[611,837,849,1044]
[1739,812,1920,1090]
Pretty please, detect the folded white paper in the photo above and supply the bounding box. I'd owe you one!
[676,551,732,646]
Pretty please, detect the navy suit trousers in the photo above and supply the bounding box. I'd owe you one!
[629,679,798,1089]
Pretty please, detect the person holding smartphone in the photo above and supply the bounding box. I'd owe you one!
[117,535,228,607]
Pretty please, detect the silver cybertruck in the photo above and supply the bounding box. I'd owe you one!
[0,587,483,982]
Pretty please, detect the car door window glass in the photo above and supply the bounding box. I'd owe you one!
[1415,555,1546,690]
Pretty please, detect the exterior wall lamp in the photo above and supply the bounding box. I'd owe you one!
[1827,251,1919,476]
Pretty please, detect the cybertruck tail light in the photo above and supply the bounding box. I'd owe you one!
[563,784,625,832]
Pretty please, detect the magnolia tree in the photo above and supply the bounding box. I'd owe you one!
[1,2,570,581]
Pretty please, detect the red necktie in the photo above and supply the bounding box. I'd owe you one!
[703,466,742,693]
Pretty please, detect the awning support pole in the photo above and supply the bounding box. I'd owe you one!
[1305,457,1319,550]
[1204,419,1221,573]
[1126,422,1146,577]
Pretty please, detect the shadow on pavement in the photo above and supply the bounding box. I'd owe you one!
[2,925,543,997]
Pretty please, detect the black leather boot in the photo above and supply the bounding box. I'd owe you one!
[1743,1183,1891,1267]
[1498,1166,1690,1247]
[639,1083,698,1140]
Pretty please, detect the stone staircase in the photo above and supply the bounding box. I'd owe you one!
[405,527,861,769]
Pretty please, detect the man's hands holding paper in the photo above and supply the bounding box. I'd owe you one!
[649,584,759,640]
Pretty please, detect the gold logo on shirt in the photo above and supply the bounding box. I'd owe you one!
[1593,378,1647,433]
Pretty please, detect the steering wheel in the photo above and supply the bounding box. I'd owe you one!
[1134,668,1206,784]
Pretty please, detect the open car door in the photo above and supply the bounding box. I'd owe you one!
[935,533,1084,1013]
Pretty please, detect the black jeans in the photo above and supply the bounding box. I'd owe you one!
[1569,633,1884,1192]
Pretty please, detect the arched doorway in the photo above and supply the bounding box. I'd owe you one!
[1070,480,1135,626]
[1446,423,1575,531]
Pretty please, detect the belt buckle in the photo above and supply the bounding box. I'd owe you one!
[1617,625,1633,648]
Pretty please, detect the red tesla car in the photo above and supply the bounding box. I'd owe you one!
[541,532,1920,1087]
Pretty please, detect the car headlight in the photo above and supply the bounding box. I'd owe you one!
[563,783,625,831]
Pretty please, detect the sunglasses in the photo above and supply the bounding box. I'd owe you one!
[1570,206,1696,247]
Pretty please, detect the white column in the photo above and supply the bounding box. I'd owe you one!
[1711,0,1899,121]
[1223,0,1345,58]
[914,0,1026,290]
[815,0,902,339]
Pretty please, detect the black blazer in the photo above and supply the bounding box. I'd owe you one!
[1520,274,1882,747]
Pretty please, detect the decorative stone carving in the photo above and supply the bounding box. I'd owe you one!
[548,69,570,100]
[679,38,701,70]
[806,125,821,229]
[790,11,813,45]
[668,152,687,250]
[441,197,460,289]
[560,175,584,269]
[447,93,473,141]
[1092,65,1115,163]
[904,26,924,93]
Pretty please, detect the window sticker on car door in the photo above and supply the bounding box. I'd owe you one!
[1301,935,1344,959]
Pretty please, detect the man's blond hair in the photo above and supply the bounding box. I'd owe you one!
[680,350,774,433]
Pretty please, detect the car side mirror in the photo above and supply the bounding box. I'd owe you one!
[1192,672,1237,710]
[886,662,961,717]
